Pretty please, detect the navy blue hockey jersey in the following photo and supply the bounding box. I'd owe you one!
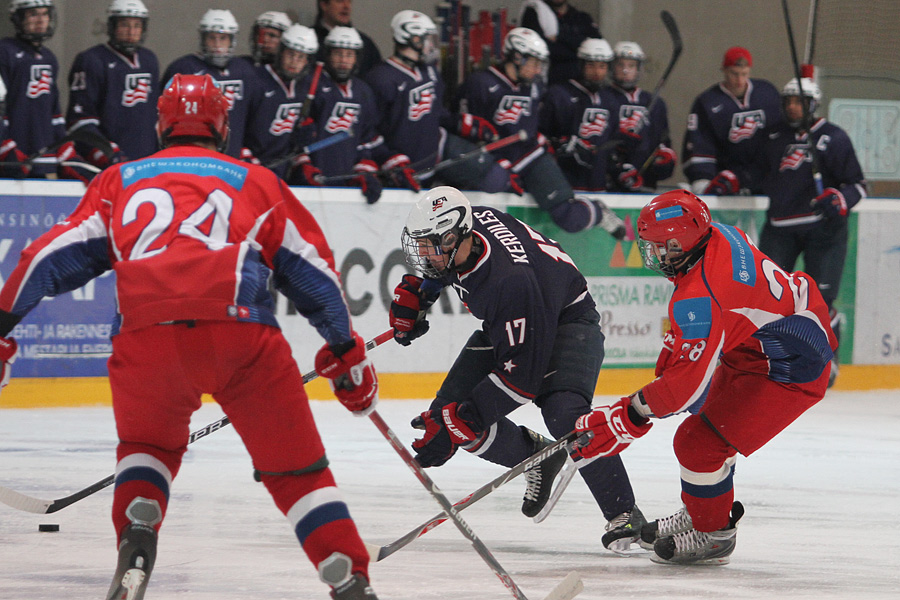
[162,54,260,158]
[0,37,65,177]
[364,57,452,168]
[66,43,160,161]
[608,85,674,187]
[682,78,783,192]
[443,207,595,414]
[760,118,867,229]
[539,79,618,191]
[455,66,544,165]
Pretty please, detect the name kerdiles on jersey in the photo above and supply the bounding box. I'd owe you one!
[474,209,528,264]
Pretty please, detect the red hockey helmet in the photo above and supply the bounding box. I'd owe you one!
[156,74,229,152]
[637,189,712,277]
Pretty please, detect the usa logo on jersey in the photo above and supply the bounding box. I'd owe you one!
[618,105,646,137]
[729,110,765,143]
[408,81,435,121]
[122,73,152,107]
[217,80,244,110]
[779,143,811,171]
[578,108,609,139]
[269,103,303,135]
[26,65,53,98]
[494,95,531,125]
[325,102,360,133]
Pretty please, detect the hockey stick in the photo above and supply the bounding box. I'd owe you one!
[368,410,583,600]
[0,329,394,515]
[366,430,585,562]
[781,0,823,195]
[300,61,324,121]
[637,9,682,177]
[263,129,352,170]
[414,129,529,181]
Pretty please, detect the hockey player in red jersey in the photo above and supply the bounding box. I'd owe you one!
[573,190,837,565]
[0,74,378,600]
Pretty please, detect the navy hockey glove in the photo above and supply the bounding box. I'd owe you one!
[239,147,261,166]
[498,159,525,196]
[458,113,498,143]
[0,335,16,391]
[352,160,383,204]
[390,274,441,346]
[90,141,128,169]
[574,395,652,459]
[315,333,378,416]
[0,139,30,177]
[616,163,644,191]
[382,154,420,192]
[704,170,740,195]
[810,187,848,218]
[411,401,480,467]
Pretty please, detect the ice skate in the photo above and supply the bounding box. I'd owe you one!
[521,430,567,518]
[592,198,627,240]
[105,497,161,600]
[330,573,378,600]
[640,504,693,550]
[601,504,647,554]
[651,501,744,565]
[320,552,378,599]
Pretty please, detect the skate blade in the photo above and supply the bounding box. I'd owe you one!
[649,553,731,566]
[112,568,147,600]
[606,539,651,557]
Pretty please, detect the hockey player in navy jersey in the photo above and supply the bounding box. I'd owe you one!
[607,41,676,192]
[539,38,620,192]
[758,77,866,387]
[288,27,384,204]
[682,46,782,195]
[0,0,89,182]
[456,28,624,237]
[0,73,30,177]
[162,9,260,160]
[364,10,510,194]
[239,11,292,67]
[244,24,318,180]
[66,0,160,169]
[390,186,645,552]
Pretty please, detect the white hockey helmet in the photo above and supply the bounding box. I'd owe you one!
[107,0,148,55]
[391,10,438,65]
[198,9,239,68]
[324,26,363,50]
[281,24,318,55]
[614,41,646,62]
[503,27,550,62]
[401,186,474,279]
[9,0,55,43]
[254,10,291,32]
[782,77,822,102]
[577,38,614,63]
[252,11,293,64]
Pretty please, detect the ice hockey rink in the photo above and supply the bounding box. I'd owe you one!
[1,390,898,600]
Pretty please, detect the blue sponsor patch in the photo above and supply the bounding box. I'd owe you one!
[673,297,712,340]
[655,205,683,221]
[712,223,756,286]
[120,157,248,190]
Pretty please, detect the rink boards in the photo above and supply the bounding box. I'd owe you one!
[0,181,897,406]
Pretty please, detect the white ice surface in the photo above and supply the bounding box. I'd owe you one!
[1,391,899,599]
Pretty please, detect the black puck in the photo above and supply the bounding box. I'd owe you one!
[38,523,60,532]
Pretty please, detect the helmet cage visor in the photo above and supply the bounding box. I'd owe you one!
[401,228,460,279]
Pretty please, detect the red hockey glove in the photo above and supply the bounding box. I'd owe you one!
[0,336,17,390]
[383,154,420,192]
[653,146,677,167]
[55,140,77,163]
[390,274,441,346]
[292,155,323,186]
[810,187,848,218]
[315,333,378,416]
[704,169,740,195]
[411,401,481,467]
[0,138,30,177]
[239,147,261,166]
[498,159,525,196]
[352,160,383,204]
[89,141,127,169]
[573,395,652,459]
[458,113,498,143]
[617,163,644,191]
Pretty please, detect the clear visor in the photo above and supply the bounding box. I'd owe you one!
[420,33,439,65]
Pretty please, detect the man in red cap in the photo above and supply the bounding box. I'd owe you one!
[681,46,782,196]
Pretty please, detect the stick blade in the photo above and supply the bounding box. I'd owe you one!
[542,571,584,600]
[660,10,683,53]
[0,486,53,514]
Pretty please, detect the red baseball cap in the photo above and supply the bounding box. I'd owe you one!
[722,46,752,68]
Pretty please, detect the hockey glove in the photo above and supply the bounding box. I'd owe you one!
[352,160,383,204]
[390,274,441,346]
[411,401,481,467]
[0,139,30,177]
[458,113,498,143]
[382,154,420,192]
[315,333,378,416]
[653,146,677,168]
[573,395,652,459]
[498,159,525,196]
[90,141,127,169]
[0,336,17,391]
[561,136,595,167]
[704,169,740,195]
[239,147,261,166]
[810,187,848,219]
[292,155,324,186]
[616,163,644,191]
